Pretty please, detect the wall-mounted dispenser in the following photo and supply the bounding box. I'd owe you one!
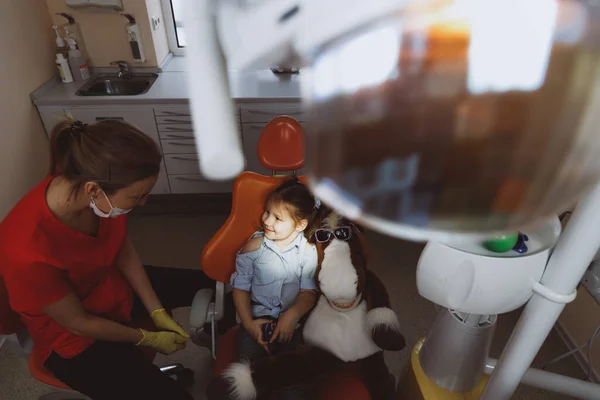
[55,13,88,60]
[122,14,146,63]
[65,0,123,12]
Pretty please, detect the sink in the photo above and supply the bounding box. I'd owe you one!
[76,73,158,96]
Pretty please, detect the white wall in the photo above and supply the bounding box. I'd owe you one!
[145,0,170,65]
[0,1,56,219]
[46,0,170,67]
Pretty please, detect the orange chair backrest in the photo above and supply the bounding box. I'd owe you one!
[202,173,308,283]
[257,116,304,171]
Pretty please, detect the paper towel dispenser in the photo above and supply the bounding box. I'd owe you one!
[65,0,123,12]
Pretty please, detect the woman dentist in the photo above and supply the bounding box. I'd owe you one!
[0,120,212,400]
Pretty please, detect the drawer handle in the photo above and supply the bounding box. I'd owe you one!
[175,176,205,182]
[163,118,190,123]
[247,110,302,116]
[165,134,193,139]
[171,156,198,162]
[168,142,195,147]
[96,117,125,121]
[161,111,190,116]
[165,126,192,132]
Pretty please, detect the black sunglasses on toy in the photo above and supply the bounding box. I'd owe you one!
[314,226,353,243]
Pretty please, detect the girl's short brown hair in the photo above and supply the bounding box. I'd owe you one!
[49,119,162,196]
[264,178,319,238]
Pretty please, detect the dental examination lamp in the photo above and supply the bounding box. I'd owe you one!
[185,0,600,399]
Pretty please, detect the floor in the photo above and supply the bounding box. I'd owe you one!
[0,213,586,399]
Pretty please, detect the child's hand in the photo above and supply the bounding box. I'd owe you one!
[244,318,272,353]
[271,311,298,343]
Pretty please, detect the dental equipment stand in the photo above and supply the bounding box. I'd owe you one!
[410,181,600,400]
[482,182,600,399]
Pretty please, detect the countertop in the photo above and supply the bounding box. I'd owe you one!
[32,68,302,107]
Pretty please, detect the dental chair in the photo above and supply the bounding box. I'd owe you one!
[189,116,371,399]
[0,274,192,400]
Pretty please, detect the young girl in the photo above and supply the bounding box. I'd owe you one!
[231,178,319,366]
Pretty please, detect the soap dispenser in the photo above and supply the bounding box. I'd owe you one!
[122,14,146,63]
[56,13,88,60]
[66,37,90,81]
[52,25,68,57]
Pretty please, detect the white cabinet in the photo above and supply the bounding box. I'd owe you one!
[240,104,304,123]
[66,108,160,144]
[38,109,67,135]
[154,106,240,194]
[64,108,170,195]
[36,100,306,196]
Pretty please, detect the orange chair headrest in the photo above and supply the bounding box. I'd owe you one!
[257,116,304,172]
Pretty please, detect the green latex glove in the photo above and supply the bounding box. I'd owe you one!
[151,308,190,339]
[136,329,188,354]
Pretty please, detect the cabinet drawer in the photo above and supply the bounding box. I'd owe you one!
[240,104,304,123]
[169,175,233,194]
[153,161,171,195]
[158,123,195,132]
[161,139,196,154]
[65,108,160,144]
[164,154,201,175]
[155,106,240,118]
[156,116,192,124]
[154,107,191,117]
[158,131,195,140]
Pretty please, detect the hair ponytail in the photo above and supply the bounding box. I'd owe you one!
[47,119,162,197]
[48,120,77,176]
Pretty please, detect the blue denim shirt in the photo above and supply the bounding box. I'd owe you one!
[230,231,318,319]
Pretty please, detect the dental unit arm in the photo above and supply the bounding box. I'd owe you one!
[184,1,600,399]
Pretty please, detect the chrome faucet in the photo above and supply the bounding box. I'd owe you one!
[110,60,130,78]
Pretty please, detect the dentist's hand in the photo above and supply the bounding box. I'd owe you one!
[136,329,188,354]
[150,308,190,339]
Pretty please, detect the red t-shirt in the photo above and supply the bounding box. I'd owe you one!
[0,176,133,361]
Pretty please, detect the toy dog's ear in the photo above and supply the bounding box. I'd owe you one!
[350,222,364,235]
[306,205,332,244]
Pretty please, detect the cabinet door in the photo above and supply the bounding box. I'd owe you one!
[38,109,67,137]
[64,108,170,195]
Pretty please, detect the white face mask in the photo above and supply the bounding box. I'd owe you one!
[89,190,132,218]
